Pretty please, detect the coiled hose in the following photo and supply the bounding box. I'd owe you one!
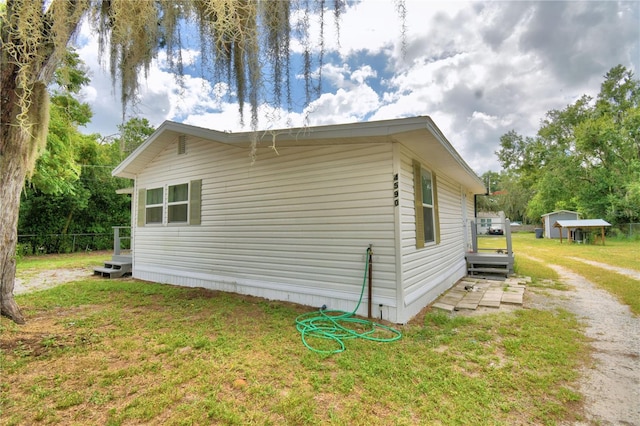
[295,247,402,354]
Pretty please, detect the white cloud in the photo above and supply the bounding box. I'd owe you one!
[74,1,639,175]
[304,84,381,125]
[350,65,376,85]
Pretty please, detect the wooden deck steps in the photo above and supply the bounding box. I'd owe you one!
[468,218,515,277]
[466,252,514,277]
[94,258,132,278]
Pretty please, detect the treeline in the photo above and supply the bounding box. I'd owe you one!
[18,51,154,255]
[19,57,639,254]
[479,65,639,230]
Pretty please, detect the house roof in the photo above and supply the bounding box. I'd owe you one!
[541,210,579,217]
[553,219,611,228]
[112,116,486,193]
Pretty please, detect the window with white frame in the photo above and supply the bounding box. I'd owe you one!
[421,168,436,243]
[138,180,201,227]
[413,160,440,248]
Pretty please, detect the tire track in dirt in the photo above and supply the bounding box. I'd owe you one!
[522,254,640,425]
[567,257,640,281]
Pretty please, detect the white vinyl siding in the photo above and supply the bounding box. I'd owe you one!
[399,146,468,319]
[465,190,475,252]
[134,139,398,319]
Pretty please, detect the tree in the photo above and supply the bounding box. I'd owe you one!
[495,172,532,223]
[497,65,640,226]
[115,117,156,159]
[29,50,93,195]
[1,1,404,323]
[475,170,532,223]
[1,0,88,323]
[475,170,500,213]
[20,135,132,254]
[18,48,126,254]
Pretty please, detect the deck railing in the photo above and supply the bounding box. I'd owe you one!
[470,219,513,256]
[112,226,131,256]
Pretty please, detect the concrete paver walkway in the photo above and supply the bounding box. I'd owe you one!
[432,276,528,312]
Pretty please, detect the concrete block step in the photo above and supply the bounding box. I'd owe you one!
[93,268,130,278]
[111,255,132,263]
[104,260,131,266]
[94,260,131,278]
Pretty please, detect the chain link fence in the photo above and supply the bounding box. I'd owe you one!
[610,223,640,239]
[17,227,131,256]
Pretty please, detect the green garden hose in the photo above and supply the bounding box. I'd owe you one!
[295,248,402,354]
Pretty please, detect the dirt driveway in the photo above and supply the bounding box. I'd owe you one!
[521,255,640,426]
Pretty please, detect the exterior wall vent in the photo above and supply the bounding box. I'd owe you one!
[178,135,187,154]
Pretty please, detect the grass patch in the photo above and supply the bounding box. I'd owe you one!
[17,251,109,272]
[1,280,588,425]
[513,252,567,290]
[511,233,639,272]
[509,234,640,315]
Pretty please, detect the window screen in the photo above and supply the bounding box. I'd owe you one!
[145,188,163,224]
[168,183,189,222]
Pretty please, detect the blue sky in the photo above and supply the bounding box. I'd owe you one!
[75,1,640,174]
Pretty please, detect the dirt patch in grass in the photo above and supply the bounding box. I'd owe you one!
[0,306,98,357]
[14,268,96,295]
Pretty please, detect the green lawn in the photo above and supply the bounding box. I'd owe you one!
[508,232,639,271]
[16,250,109,271]
[1,280,587,425]
[505,233,640,315]
[4,236,638,424]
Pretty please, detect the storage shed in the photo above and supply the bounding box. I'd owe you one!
[112,116,487,324]
[541,210,580,238]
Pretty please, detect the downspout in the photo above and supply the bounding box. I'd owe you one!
[474,194,478,218]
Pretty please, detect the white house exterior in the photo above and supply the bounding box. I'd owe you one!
[112,116,486,324]
[542,210,580,239]
[476,211,506,234]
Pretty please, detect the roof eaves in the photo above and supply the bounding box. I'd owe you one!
[111,116,484,191]
[422,118,485,192]
[541,210,580,217]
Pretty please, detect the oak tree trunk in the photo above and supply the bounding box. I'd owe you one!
[0,64,29,324]
[1,0,89,324]
[0,143,28,324]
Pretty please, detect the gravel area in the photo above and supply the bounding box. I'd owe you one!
[522,255,640,426]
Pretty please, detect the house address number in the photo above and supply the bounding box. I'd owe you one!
[393,173,399,206]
